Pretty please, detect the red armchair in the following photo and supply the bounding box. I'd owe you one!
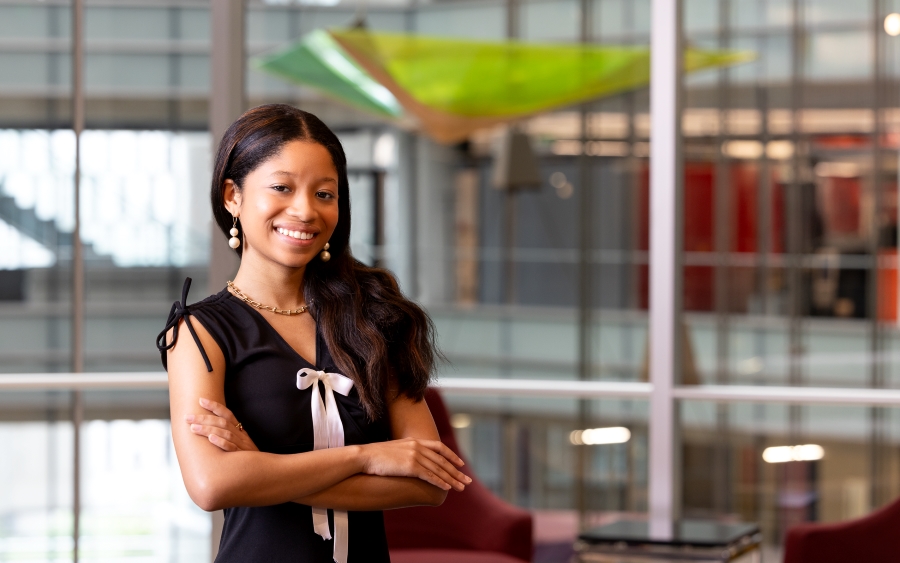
[384,388,533,563]
[783,495,900,562]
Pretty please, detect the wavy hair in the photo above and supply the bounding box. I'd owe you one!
[211,103,437,419]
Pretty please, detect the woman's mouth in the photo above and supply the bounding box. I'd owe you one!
[275,227,316,241]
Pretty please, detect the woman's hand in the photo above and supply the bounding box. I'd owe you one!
[187,397,259,453]
[192,397,471,495]
[360,438,471,492]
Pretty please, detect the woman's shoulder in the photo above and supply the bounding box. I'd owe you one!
[186,287,232,315]
[157,278,231,372]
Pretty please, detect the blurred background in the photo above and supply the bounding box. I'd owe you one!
[2,0,900,561]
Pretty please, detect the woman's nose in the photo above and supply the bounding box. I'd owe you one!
[286,192,316,219]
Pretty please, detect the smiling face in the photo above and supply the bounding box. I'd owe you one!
[224,140,340,270]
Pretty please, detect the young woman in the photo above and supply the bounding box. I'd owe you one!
[157,104,469,563]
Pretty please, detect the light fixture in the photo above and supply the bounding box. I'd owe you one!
[450,414,472,429]
[885,13,900,36]
[765,140,794,160]
[551,140,582,156]
[814,161,859,178]
[549,171,574,199]
[738,356,764,376]
[762,444,824,463]
[722,140,763,159]
[570,427,631,446]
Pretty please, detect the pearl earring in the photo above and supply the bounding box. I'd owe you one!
[228,216,241,249]
[319,242,331,262]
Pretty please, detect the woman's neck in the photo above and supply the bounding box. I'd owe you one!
[230,251,308,309]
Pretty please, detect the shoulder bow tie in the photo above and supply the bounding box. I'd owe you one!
[297,368,355,563]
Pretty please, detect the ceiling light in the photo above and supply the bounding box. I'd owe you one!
[886,13,900,36]
[722,140,763,159]
[762,444,824,463]
[766,140,794,160]
[570,427,631,446]
[450,414,471,429]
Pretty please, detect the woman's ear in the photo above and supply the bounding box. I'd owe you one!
[223,180,242,216]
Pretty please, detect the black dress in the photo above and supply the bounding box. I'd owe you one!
[157,278,392,563]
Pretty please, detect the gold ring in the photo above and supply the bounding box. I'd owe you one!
[235,422,243,431]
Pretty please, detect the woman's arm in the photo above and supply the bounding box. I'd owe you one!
[189,381,471,511]
[292,390,463,509]
[168,318,467,512]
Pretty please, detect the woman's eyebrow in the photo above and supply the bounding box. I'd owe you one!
[269,170,336,183]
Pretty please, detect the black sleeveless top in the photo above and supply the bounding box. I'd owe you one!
[157,278,392,563]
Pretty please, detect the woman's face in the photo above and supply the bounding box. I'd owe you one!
[225,140,340,270]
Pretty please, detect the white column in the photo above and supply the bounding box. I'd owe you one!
[207,3,246,553]
[207,0,245,295]
[648,0,683,540]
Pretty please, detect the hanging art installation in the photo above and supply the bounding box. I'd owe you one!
[256,28,753,143]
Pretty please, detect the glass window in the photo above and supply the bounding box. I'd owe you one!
[594,0,651,39]
[805,31,873,80]
[681,401,900,556]
[522,0,580,42]
[0,410,73,560]
[414,1,506,40]
[804,0,872,25]
[729,0,794,30]
[685,0,720,35]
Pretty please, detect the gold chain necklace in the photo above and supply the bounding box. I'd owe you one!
[227,281,308,316]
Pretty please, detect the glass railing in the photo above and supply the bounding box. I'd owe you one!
[3,372,900,562]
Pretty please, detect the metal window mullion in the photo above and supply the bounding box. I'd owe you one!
[575,0,594,531]
[649,0,683,539]
[71,0,85,561]
[869,0,888,511]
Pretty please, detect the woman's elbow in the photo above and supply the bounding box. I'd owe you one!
[424,486,449,507]
[186,474,228,512]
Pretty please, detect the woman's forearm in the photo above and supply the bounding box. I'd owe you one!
[182,445,366,511]
[292,474,448,511]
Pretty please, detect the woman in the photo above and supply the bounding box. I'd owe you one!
[157,104,469,563]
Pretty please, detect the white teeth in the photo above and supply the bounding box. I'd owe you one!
[276,227,314,241]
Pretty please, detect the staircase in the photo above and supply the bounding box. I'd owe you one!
[0,193,112,264]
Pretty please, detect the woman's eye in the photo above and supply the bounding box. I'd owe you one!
[272,184,289,192]
[316,191,335,200]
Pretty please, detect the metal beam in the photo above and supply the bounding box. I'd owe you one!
[649,0,683,541]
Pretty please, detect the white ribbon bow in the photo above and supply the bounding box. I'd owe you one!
[297,368,355,563]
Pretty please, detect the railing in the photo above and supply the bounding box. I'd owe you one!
[6,373,900,406]
[4,372,900,563]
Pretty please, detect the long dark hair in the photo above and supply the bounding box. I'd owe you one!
[211,103,437,419]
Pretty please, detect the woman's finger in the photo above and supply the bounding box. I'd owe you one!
[190,422,258,453]
[418,446,471,488]
[185,414,231,430]
[191,423,236,442]
[416,456,465,491]
[416,448,468,490]
[198,397,231,417]
[412,465,451,490]
[207,433,238,452]
[198,398,240,427]
[419,439,465,467]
